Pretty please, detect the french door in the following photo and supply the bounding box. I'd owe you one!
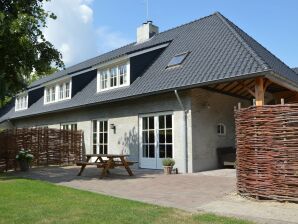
[140,113,173,169]
[92,120,108,154]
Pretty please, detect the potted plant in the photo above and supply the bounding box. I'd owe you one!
[16,149,34,171]
[162,158,175,175]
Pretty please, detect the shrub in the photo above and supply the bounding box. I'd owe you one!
[162,158,175,167]
[16,149,34,162]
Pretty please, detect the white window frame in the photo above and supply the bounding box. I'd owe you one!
[92,119,109,155]
[15,93,28,111]
[60,122,77,131]
[217,123,226,136]
[97,61,130,92]
[44,79,72,104]
[139,112,175,164]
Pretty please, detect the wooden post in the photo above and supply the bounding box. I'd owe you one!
[281,98,285,105]
[255,77,265,106]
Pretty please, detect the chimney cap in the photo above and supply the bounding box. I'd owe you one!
[137,20,159,43]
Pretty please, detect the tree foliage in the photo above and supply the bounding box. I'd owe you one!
[0,0,64,106]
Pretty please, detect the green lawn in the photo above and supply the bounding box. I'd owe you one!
[0,175,253,224]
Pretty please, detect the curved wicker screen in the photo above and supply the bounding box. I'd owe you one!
[235,105,298,202]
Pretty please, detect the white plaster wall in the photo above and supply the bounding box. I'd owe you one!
[191,88,249,172]
[12,91,192,173]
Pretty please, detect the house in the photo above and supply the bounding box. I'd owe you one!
[0,12,298,173]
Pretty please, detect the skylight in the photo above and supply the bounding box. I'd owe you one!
[167,52,189,68]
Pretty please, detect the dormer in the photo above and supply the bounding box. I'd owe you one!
[15,93,28,111]
[44,78,72,104]
[97,60,130,92]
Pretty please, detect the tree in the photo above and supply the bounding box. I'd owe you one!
[0,0,64,107]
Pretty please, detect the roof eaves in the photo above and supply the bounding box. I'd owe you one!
[8,70,271,122]
[266,71,298,92]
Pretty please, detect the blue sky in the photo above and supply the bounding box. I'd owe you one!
[44,0,297,68]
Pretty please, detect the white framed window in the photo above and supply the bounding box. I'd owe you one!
[92,120,108,154]
[61,123,77,131]
[97,61,130,92]
[110,67,117,87]
[15,93,28,111]
[217,123,226,136]
[44,79,72,104]
[119,64,127,86]
[59,83,64,100]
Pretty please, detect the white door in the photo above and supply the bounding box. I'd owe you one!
[139,114,173,169]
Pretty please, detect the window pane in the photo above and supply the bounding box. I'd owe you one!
[149,117,154,129]
[143,145,148,158]
[166,130,172,143]
[104,145,108,154]
[159,116,165,129]
[142,131,148,144]
[159,145,165,158]
[93,145,97,154]
[93,121,97,132]
[119,75,124,85]
[104,133,108,144]
[143,117,148,130]
[99,145,103,154]
[100,121,103,132]
[65,82,70,98]
[104,121,108,132]
[93,133,97,144]
[71,124,77,131]
[51,87,55,101]
[166,145,173,158]
[110,67,117,87]
[159,130,165,143]
[99,133,103,144]
[149,130,155,143]
[149,145,155,158]
[167,52,188,67]
[59,84,64,99]
[166,115,172,128]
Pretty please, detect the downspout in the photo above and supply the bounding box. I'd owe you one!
[174,90,188,173]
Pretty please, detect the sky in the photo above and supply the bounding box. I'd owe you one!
[43,0,298,68]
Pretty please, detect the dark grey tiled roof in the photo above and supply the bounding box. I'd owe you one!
[293,67,298,74]
[1,12,298,123]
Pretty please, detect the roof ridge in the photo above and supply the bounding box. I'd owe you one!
[214,12,270,71]
[156,13,216,37]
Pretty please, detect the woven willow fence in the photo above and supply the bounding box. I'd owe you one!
[0,128,83,172]
[235,104,298,202]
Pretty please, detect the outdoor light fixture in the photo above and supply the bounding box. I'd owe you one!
[110,124,116,134]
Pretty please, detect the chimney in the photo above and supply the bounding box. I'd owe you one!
[137,21,159,43]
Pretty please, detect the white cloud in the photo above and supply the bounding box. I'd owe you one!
[43,0,132,67]
[79,4,93,24]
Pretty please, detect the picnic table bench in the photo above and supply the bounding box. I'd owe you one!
[76,154,137,178]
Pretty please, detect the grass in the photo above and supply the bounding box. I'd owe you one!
[0,175,253,224]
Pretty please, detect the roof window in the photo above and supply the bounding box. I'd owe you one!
[167,52,189,68]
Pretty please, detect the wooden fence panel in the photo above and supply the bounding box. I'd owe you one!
[235,104,298,202]
[0,127,83,171]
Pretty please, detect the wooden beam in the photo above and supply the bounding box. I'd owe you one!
[202,86,249,100]
[239,81,255,97]
[264,79,272,92]
[255,77,265,106]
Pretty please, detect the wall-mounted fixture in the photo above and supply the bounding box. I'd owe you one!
[110,123,116,134]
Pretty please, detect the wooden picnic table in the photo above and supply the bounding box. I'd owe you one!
[76,154,135,178]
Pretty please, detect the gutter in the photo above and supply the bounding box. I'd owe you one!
[174,90,188,173]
